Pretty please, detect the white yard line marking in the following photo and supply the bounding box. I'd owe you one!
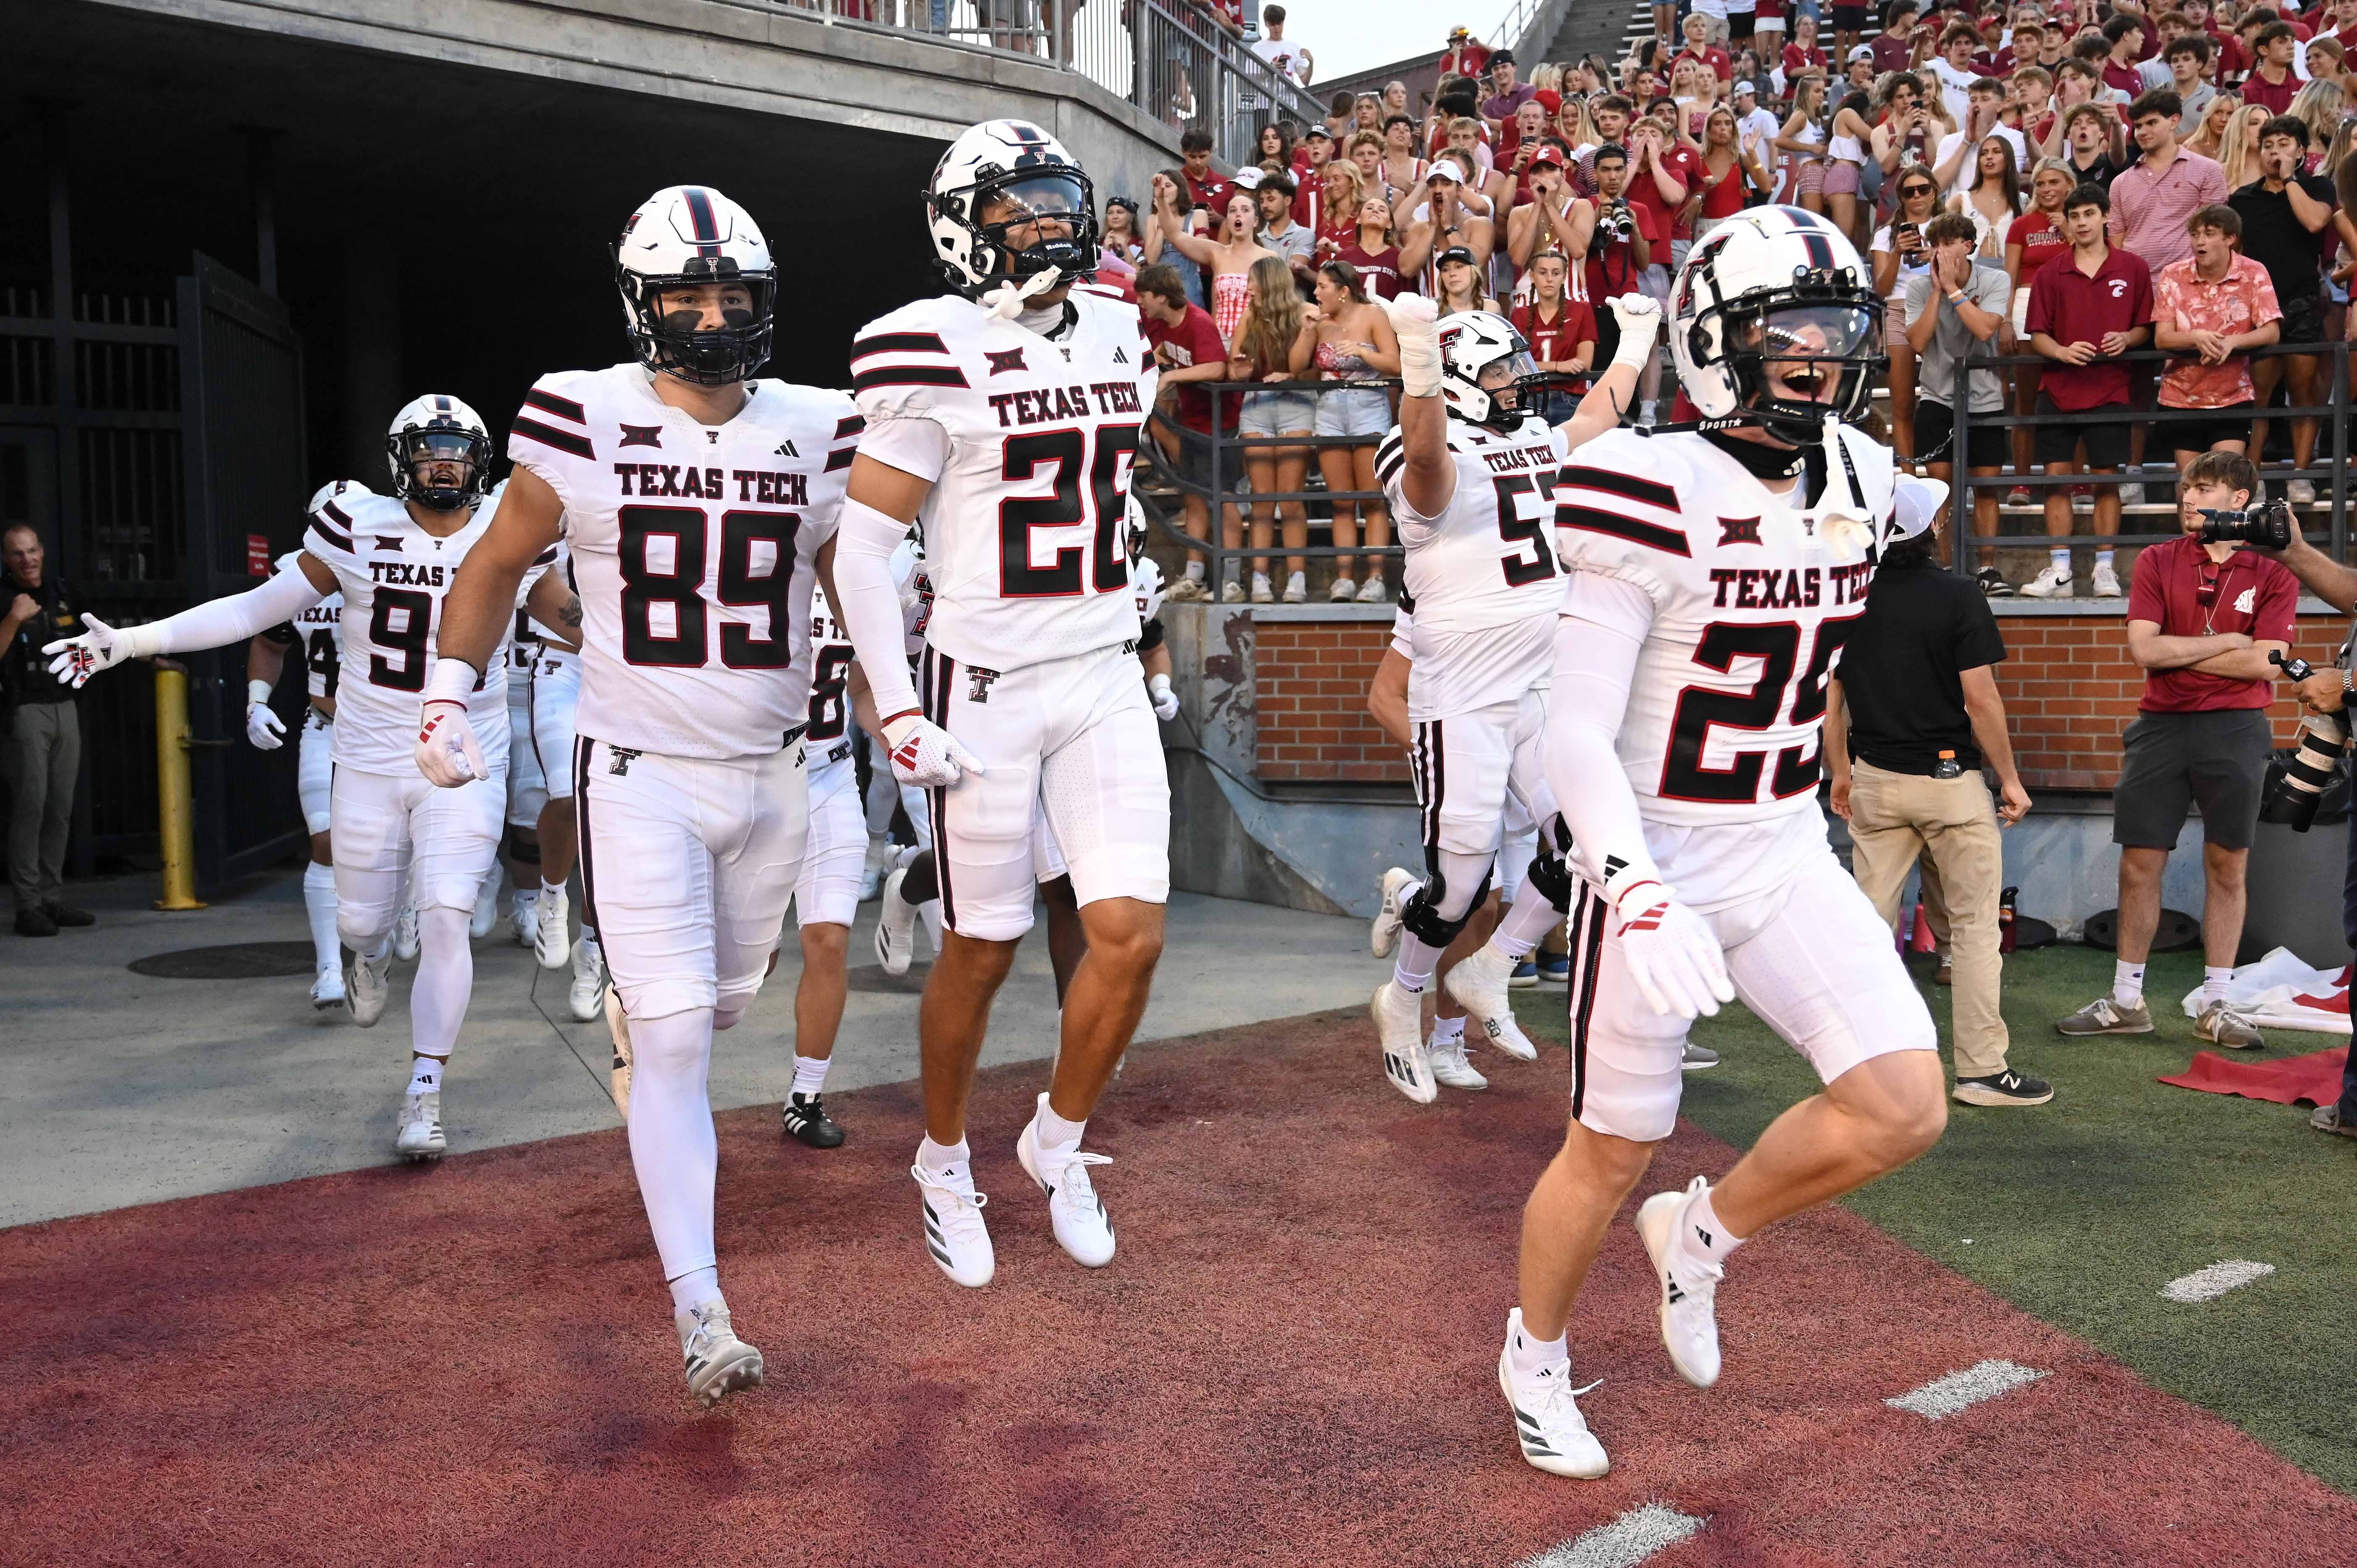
[2161,1259,2276,1303]
[1885,1359,2048,1420]
[1515,1504,1705,1568]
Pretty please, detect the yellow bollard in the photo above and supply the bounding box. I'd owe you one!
[153,665,207,911]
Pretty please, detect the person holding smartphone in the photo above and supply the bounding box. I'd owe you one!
[1874,169,1945,462]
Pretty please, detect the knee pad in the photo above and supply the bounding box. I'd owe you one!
[504,826,541,864]
[1400,862,1492,949]
[1524,836,1574,915]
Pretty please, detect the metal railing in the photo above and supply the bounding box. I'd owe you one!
[777,0,1325,164]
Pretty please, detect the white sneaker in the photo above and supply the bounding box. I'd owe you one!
[310,964,345,1011]
[1250,572,1274,604]
[1015,1094,1116,1268]
[1281,572,1307,603]
[1329,576,1357,601]
[511,889,538,948]
[1221,581,1246,603]
[1370,866,1417,958]
[535,884,571,970]
[912,1156,995,1288]
[2018,562,2074,599]
[2288,477,2318,505]
[1429,1030,1488,1090]
[1355,576,1387,603]
[1164,574,1211,602]
[569,931,606,1022]
[2121,483,2148,508]
[875,866,919,975]
[1372,979,1434,1104]
[395,1089,446,1161]
[605,984,634,1121]
[1498,1309,1609,1478]
[471,874,500,939]
[345,943,391,1028]
[2090,560,2122,598]
[1635,1175,1725,1389]
[1442,943,1538,1061]
[392,904,420,962]
[675,1300,763,1409]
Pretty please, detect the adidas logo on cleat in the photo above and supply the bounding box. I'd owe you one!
[1664,1272,1685,1304]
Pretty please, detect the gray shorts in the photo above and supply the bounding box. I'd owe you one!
[1314,385,1392,438]
[2113,708,2272,851]
[1238,388,1314,436]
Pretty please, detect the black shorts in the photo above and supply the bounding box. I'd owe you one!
[2162,401,2255,454]
[1727,11,1756,40]
[2113,709,2272,851]
[1829,2,1870,29]
[2033,393,2133,468]
[1914,400,2003,470]
[2277,289,2324,350]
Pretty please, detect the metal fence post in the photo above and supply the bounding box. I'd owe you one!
[1209,386,1226,596]
[1951,350,1972,574]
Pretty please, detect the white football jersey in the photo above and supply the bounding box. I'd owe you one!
[1379,412,1569,722]
[506,538,575,707]
[509,364,854,760]
[269,550,343,704]
[1128,552,1166,625]
[1552,424,1894,829]
[804,577,856,759]
[301,484,545,777]
[850,289,1156,673]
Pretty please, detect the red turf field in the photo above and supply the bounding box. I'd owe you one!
[8,1007,2352,1567]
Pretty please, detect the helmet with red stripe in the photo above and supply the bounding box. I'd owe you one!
[385,394,492,511]
[613,185,776,387]
[1669,205,1883,445]
[1435,310,1544,430]
[927,119,1099,300]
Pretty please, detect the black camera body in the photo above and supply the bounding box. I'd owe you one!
[1598,202,1635,243]
[2197,500,2294,550]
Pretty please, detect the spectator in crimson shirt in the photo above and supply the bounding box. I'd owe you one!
[2242,21,2303,108]
[1510,251,1597,423]
[2054,448,2293,1048]
[1675,13,1735,82]
[1626,115,1699,268]
[1136,263,1231,600]
[1439,26,1491,82]
[1872,1,1922,74]
[2101,14,2151,96]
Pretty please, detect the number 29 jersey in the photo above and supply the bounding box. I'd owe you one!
[509,364,855,761]
[1552,424,1895,829]
[849,288,1155,674]
[1379,411,1569,722]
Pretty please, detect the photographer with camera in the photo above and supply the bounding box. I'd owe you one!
[1569,143,1658,372]
[2056,451,2295,1049]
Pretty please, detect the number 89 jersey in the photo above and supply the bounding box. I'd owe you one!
[509,364,855,760]
[1379,411,1568,722]
[1552,424,1894,828]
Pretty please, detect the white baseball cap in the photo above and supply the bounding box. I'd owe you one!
[1229,165,1266,189]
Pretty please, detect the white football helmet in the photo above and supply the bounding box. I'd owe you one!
[927,119,1099,299]
[1434,310,1542,430]
[1669,205,1883,444]
[385,395,492,511]
[613,185,775,386]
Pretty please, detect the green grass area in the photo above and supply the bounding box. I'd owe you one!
[1511,943,2357,1494]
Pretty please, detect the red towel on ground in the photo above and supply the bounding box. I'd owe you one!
[2158,1046,2349,1106]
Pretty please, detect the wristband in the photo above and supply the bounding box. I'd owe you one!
[118,621,166,662]
[422,656,480,704]
[247,679,275,707]
[1610,316,1659,373]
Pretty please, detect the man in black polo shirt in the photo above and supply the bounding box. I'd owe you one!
[2227,115,2337,506]
[1,524,94,936]
[1825,491,2050,1107]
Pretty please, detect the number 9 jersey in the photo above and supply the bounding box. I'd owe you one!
[507,365,857,759]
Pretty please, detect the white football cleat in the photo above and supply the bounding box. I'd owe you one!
[1371,979,1435,1104]
[511,888,539,948]
[392,904,420,962]
[1635,1175,1725,1389]
[470,875,500,939]
[912,1157,995,1288]
[1015,1094,1116,1268]
[1370,867,1418,958]
[345,943,392,1028]
[535,884,572,970]
[570,930,607,1022]
[310,964,345,1011]
[675,1300,763,1409]
[1442,943,1538,1060]
[875,866,918,976]
[395,1089,446,1161]
[1429,1030,1488,1090]
[605,984,634,1122]
[1498,1308,1609,1478]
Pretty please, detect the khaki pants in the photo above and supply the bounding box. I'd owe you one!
[1846,761,2010,1080]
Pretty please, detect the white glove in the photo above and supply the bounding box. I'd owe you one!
[245,680,286,751]
[881,710,985,789]
[1608,294,1663,372]
[43,613,157,689]
[1148,672,1179,721]
[1612,880,1735,1020]
[1383,292,1444,398]
[415,698,486,787]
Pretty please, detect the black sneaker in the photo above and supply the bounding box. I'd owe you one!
[1952,1069,2054,1107]
[1975,567,2014,597]
[44,902,95,928]
[781,1092,845,1149]
[15,905,58,938]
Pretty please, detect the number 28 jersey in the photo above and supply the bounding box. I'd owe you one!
[509,365,855,761]
[1552,424,1895,829]
[849,289,1155,674]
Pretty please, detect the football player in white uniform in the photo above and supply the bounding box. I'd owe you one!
[1366,292,1662,1101]
[418,185,851,1408]
[243,481,359,1010]
[778,577,862,1152]
[49,399,567,1162]
[1496,208,1946,1480]
[827,120,1167,1291]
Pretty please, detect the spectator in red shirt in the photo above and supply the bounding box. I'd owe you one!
[2023,180,2154,599]
[2002,158,2076,493]
[1626,114,1699,273]
[2054,448,2294,1047]
[1571,143,1658,370]
[1784,13,1830,79]
[1511,250,1597,423]
[1439,25,1490,82]
[2102,13,2151,96]
[1136,262,1231,600]
[2243,20,2303,108]
[1677,12,1736,83]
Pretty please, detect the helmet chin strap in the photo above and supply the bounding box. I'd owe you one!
[981,265,1065,322]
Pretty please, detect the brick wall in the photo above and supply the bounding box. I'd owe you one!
[1254,619,1408,783]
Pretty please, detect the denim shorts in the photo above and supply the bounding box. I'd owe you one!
[1313,385,1392,438]
[1238,388,1315,435]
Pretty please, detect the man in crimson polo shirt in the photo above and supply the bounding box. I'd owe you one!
[2055,450,2294,1048]
[1136,262,1232,601]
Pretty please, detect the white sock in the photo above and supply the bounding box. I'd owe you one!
[790,1054,830,1100]
[1430,1012,1466,1045]
[1509,1318,1568,1376]
[917,1134,970,1177]
[411,906,475,1059]
[1034,1097,1086,1156]
[407,1054,445,1095]
[2049,547,2070,573]
[627,1007,720,1292]
[512,888,535,924]
[2202,965,2233,1001]
[1185,559,1205,582]
[1394,936,1442,993]
[1675,1185,1744,1269]
[667,1265,721,1318]
[302,862,338,973]
[1491,890,1564,960]
[2113,960,2146,1007]
[2097,548,2116,569]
